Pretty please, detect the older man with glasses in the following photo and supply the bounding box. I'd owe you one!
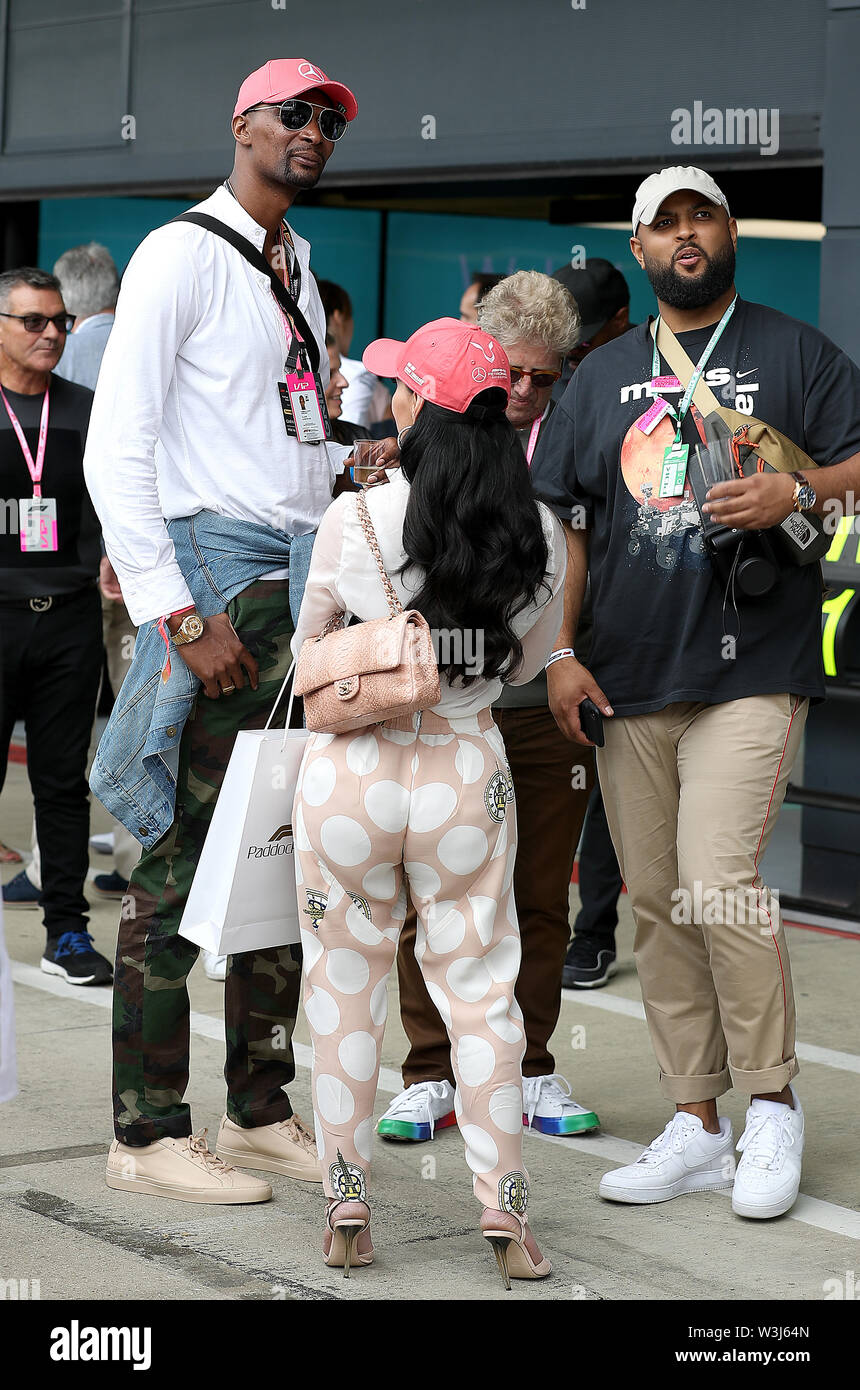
[381,271,603,1144]
[0,267,111,986]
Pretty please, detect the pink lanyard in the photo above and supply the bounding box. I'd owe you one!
[1,385,49,495]
[526,412,542,465]
[274,227,307,368]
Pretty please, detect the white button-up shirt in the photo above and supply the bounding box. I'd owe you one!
[84,184,349,625]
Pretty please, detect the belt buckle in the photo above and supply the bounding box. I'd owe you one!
[29,596,52,612]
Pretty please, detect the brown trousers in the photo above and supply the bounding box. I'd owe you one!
[396,705,594,1083]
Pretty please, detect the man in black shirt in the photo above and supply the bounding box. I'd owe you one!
[0,266,110,985]
[531,167,860,1221]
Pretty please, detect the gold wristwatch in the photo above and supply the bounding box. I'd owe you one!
[791,472,817,513]
[171,611,205,646]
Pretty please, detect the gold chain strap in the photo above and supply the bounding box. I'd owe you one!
[355,489,403,618]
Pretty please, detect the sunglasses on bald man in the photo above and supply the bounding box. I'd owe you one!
[243,98,348,142]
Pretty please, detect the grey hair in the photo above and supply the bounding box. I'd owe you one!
[478,270,581,357]
[53,242,119,318]
[0,267,62,313]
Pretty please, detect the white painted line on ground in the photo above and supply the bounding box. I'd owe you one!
[562,988,860,1075]
[562,988,645,1020]
[794,1041,860,1075]
[11,961,860,1242]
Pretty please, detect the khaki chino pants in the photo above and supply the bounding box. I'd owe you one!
[596,694,807,1103]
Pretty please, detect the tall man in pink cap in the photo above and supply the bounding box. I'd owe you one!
[85,59,362,1204]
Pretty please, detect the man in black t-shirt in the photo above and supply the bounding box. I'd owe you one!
[0,266,111,985]
[531,166,860,1223]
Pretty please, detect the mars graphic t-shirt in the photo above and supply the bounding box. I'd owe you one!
[530,297,860,716]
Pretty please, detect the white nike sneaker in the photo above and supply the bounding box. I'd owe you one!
[599,1112,735,1204]
[201,949,228,982]
[376,1081,457,1142]
[732,1086,804,1220]
[522,1073,600,1135]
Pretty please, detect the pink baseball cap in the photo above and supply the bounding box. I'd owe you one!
[233,59,358,122]
[363,318,511,414]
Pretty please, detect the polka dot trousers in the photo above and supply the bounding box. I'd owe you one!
[293,707,531,1214]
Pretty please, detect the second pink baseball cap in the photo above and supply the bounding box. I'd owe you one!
[233,59,358,121]
[363,318,511,414]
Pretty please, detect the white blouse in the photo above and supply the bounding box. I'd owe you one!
[292,470,567,720]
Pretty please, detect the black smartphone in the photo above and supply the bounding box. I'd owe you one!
[579,697,605,747]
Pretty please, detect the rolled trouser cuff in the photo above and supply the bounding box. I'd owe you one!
[658,1067,731,1103]
[114,1113,193,1146]
[729,1056,799,1095]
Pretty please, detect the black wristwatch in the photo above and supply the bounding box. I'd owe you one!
[790,472,816,513]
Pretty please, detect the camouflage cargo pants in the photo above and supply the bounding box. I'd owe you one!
[112,578,302,1146]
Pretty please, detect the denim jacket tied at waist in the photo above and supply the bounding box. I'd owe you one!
[90,513,314,850]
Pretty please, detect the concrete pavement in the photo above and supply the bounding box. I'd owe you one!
[1,755,858,1302]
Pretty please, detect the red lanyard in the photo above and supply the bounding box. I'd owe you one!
[1,385,49,496]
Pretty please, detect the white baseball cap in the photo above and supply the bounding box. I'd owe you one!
[632,166,730,234]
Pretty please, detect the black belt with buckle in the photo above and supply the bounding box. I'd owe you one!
[0,585,97,613]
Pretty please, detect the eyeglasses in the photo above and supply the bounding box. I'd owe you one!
[509,365,562,389]
[244,99,348,142]
[0,311,73,334]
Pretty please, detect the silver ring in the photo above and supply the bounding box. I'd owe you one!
[221,684,236,694]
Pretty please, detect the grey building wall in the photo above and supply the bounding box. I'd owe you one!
[0,0,829,195]
[819,0,860,360]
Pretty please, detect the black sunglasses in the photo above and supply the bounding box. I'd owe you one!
[0,311,74,334]
[245,99,348,143]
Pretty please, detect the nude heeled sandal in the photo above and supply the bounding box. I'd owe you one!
[323,1150,373,1278]
[480,1208,552,1290]
[323,1199,373,1277]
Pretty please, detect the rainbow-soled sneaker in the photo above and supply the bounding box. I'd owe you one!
[523,1074,600,1136]
[377,1081,457,1142]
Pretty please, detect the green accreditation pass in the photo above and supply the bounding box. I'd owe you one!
[659,441,689,499]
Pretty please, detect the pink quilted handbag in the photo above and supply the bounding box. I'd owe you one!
[294,490,441,734]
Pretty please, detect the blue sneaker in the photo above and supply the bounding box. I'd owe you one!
[93,871,129,898]
[2,868,40,909]
[41,932,113,986]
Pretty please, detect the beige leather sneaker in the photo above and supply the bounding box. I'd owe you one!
[216,1113,322,1182]
[105,1129,272,1203]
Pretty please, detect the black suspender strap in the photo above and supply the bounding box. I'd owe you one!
[171,211,320,374]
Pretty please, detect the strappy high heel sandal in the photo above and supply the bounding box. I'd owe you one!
[323,1199,373,1278]
[480,1209,552,1290]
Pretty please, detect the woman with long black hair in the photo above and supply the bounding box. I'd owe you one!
[291,318,566,1287]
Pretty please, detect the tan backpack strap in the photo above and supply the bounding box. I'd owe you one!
[355,489,404,618]
[650,318,818,474]
[651,317,723,418]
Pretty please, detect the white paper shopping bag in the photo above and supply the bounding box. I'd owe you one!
[179,664,310,955]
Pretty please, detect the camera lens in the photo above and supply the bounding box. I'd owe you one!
[736,553,778,597]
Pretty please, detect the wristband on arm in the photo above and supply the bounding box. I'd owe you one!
[155,606,198,683]
[545,647,576,670]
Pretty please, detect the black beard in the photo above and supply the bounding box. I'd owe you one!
[282,157,322,191]
[644,243,736,310]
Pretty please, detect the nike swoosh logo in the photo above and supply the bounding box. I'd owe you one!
[736,368,758,379]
